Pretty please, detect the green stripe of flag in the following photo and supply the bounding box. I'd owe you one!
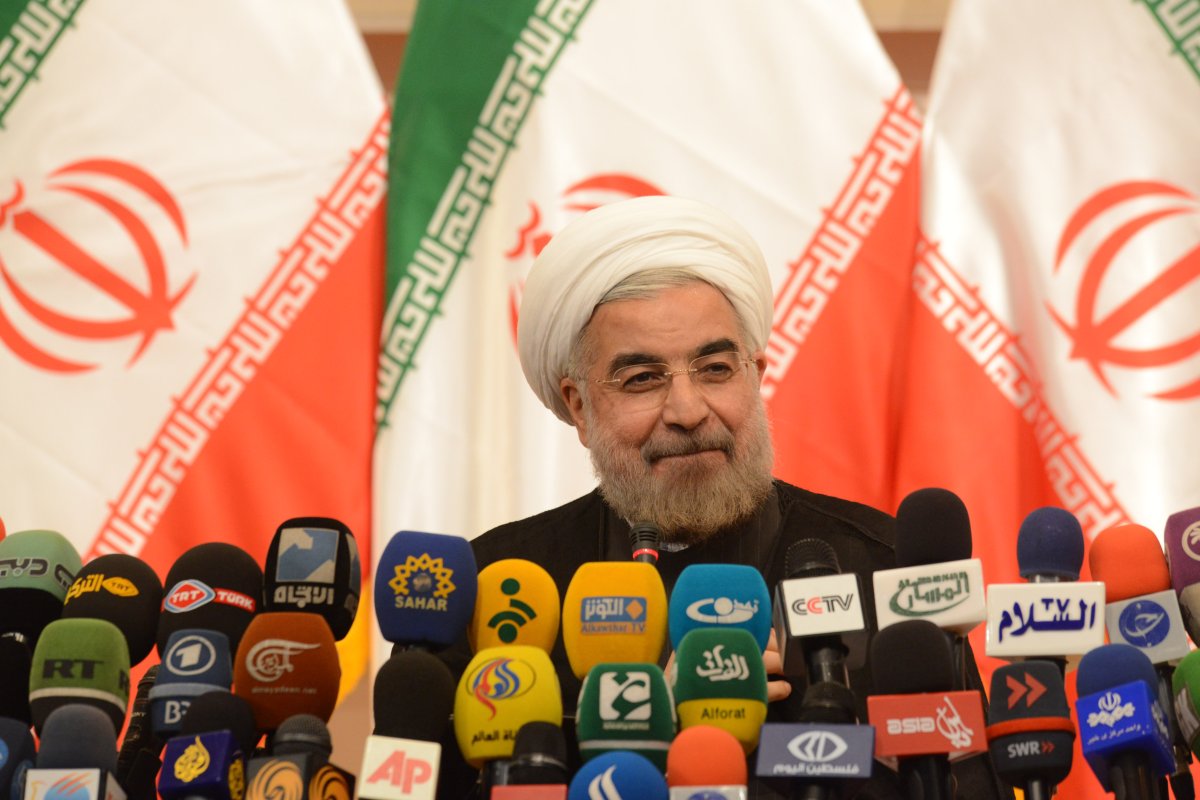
[376,0,594,428]
[0,0,87,129]
[1137,0,1200,85]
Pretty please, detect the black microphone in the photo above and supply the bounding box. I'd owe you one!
[159,543,263,657]
[0,636,32,724]
[181,691,261,758]
[489,721,569,799]
[62,553,163,666]
[985,660,1075,800]
[629,522,660,565]
[246,715,355,800]
[115,665,161,799]
[262,517,361,641]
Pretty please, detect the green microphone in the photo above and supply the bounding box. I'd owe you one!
[1172,649,1200,754]
[29,617,131,736]
[671,627,767,753]
[576,662,676,771]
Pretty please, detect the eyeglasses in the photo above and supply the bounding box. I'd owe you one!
[594,350,755,410]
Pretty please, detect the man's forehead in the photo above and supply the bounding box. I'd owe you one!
[584,284,745,366]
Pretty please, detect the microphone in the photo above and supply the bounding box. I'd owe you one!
[1163,506,1200,640]
[116,665,161,800]
[561,561,667,679]
[373,531,478,651]
[576,662,676,770]
[159,543,263,656]
[567,751,667,800]
[245,715,355,800]
[0,636,32,724]
[985,660,1075,800]
[181,692,261,759]
[1091,523,1194,794]
[867,619,987,800]
[630,522,661,565]
[150,629,233,739]
[358,650,455,800]
[452,645,562,769]
[772,539,868,688]
[158,730,245,800]
[62,553,163,666]
[233,612,341,733]
[263,516,361,641]
[667,725,747,800]
[755,719,875,787]
[668,564,772,651]
[24,705,125,800]
[29,618,130,736]
[671,628,767,753]
[986,506,1105,663]
[1172,649,1200,756]
[1076,643,1174,800]
[0,529,82,646]
[0,717,36,800]
[470,559,560,653]
[490,722,570,800]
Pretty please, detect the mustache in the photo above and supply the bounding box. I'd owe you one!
[642,430,735,463]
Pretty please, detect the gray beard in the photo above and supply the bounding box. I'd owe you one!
[585,398,775,545]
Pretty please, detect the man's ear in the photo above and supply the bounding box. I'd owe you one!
[751,350,768,387]
[560,376,590,447]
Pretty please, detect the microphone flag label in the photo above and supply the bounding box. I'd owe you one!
[272,525,339,609]
[581,596,647,634]
[755,722,875,779]
[986,582,1106,659]
[1104,590,1191,664]
[872,559,986,634]
[386,553,457,612]
[868,691,987,761]
[360,737,440,800]
[1075,679,1173,791]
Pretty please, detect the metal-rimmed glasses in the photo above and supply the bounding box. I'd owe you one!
[593,350,755,411]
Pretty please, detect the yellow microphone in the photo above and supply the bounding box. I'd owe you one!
[561,562,667,679]
[469,559,560,654]
[452,645,562,768]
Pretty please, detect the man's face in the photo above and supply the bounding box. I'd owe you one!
[558,282,775,542]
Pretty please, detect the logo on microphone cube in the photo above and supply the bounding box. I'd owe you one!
[755,723,875,779]
[30,770,104,800]
[165,634,218,676]
[776,573,863,636]
[361,738,440,800]
[1116,599,1170,648]
[869,691,986,761]
[1087,691,1135,728]
[599,670,653,722]
[581,596,646,634]
[1105,589,1191,662]
[162,698,191,726]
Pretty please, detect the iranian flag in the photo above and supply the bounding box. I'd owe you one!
[378,0,919,656]
[914,0,1200,794]
[0,1,386,690]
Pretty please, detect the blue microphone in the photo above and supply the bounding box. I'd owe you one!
[1017,507,1085,582]
[668,564,771,650]
[150,629,233,739]
[1075,643,1174,797]
[567,751,668,800]
[373,531,477,651]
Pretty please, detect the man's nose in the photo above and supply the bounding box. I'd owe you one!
[660,374,710,429]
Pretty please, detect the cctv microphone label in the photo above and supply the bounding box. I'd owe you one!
[775,573,863,637]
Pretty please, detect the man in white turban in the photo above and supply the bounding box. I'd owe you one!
[439,196,1008,800]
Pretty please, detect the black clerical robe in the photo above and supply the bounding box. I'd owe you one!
[435,481,1012,800]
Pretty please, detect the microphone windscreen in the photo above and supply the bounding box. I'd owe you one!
[1164,506,1200,594]
[150,629,233,738]
[576,663,675,770]
[62,553,163,665]
[987,661,1075,786]
[1077,643,1158,697]
[562,562,667,679]
[0,529,81,644]
[671,628,767,753]
[0,716,35,793]
[470,559,560,653]
[894,487,972,566]
[988,661,1072,723]
[453,645,562,767]
[567,751,667,800]
[512,719,568,767]
[272,713,332,758]
[1088,523,1171,602]
[667,564,771,650]
[1016,507,1084,580]
[373,531,477,649]
[159,542,263,655]
[263,517,361,640]
[870,619,955,694]
[181,691,260,755]
[36,705,118,772]
[784,538,839,579]
[0,636,31,723]
[665,724,747,787]
[29,618,130,736]
[372,649,455,741]
[1171,649,1200,752]
[233,612,340,732]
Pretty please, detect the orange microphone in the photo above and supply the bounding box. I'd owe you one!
[1088,523,1171,602]
[233,612,341,733]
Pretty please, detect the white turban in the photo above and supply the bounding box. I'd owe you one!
[517,195,773,424]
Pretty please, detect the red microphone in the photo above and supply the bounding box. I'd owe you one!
[666,725,748,799]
